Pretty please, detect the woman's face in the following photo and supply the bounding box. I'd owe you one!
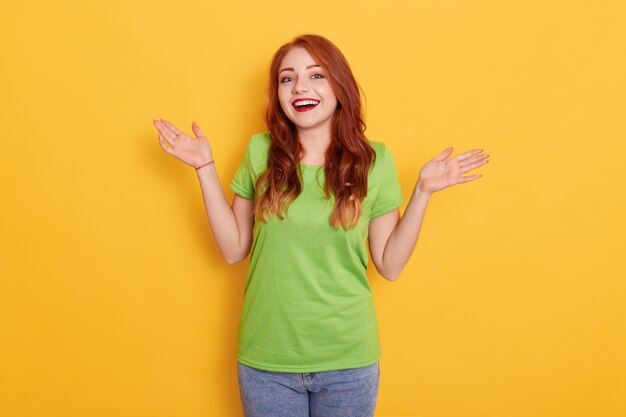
[277,46,338,136]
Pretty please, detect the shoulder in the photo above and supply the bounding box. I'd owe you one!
[249,131,272,149]
[244,132,272,167]
[369,140,396,163]
[367,140,396,176]
[368,140,388,155]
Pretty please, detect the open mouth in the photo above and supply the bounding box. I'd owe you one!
[292,99,320,112]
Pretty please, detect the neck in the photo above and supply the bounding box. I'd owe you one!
[296,127,331,164]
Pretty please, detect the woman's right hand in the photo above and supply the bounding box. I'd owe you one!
[153,118,213,168]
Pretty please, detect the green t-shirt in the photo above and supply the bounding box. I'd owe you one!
[229,132,404,373]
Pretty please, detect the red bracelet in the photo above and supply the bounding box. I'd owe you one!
[195,160,215,170]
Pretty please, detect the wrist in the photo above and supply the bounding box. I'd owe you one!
[415,181,432,197]
[195,158,214,171]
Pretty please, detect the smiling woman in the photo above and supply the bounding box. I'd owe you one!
[260,36,374,229]
[152,33,489,417]
[277,53,335,133]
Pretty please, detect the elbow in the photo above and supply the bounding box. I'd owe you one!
[224,248,250,264]
[222,242,251,264]
[377,264,402,281]
[225,254,246,264]
[382,271,401,281]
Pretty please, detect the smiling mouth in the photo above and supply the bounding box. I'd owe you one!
[292,99,320,112]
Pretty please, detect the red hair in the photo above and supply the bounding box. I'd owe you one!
[254,34,376,230]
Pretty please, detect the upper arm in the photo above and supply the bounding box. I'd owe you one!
[368,208,401,278]
[232,193,255,261]
[367,143,403,274]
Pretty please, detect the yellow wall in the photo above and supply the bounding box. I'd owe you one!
[1,1,625,416]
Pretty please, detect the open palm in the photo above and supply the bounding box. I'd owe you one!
[417,147,489,194]
[153,118,213,168]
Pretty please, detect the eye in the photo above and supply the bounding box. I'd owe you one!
[280,76,294,84]
[311,73,325,79]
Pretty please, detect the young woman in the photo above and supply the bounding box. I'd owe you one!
[152,33,489,417]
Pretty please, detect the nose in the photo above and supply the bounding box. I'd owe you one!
[292,78,309,94]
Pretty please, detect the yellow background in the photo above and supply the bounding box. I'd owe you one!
[1,0,625,416]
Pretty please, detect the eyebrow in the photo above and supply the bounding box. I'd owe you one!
[279,64,320,74]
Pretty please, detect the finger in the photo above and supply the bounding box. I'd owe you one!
[433,147,454,162]
[458,173,482,183]
[154,119,178,143]
[459,156,489,172]
[455,148,484,162]
[161,119,186,137]
[191,122,207,140]
[459,153,489,167]
[158,134,173,153]
[152,118,171,136]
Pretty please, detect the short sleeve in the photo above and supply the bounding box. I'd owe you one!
[229,140,256,200]
[370,144,404,218]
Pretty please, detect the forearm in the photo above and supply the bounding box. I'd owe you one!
[381,184,431,280]
[195,163,245,263]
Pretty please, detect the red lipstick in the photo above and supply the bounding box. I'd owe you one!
[292,98,320,113]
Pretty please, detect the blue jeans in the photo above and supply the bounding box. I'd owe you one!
[237,361,380,417]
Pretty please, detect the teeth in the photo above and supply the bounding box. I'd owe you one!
[294,100,319,107]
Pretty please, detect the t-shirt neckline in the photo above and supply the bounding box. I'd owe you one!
[298,163,324,170]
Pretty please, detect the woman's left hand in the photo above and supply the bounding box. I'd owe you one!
[416,147,489,194]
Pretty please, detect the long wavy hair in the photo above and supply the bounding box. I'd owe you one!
[254,34,376,230]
